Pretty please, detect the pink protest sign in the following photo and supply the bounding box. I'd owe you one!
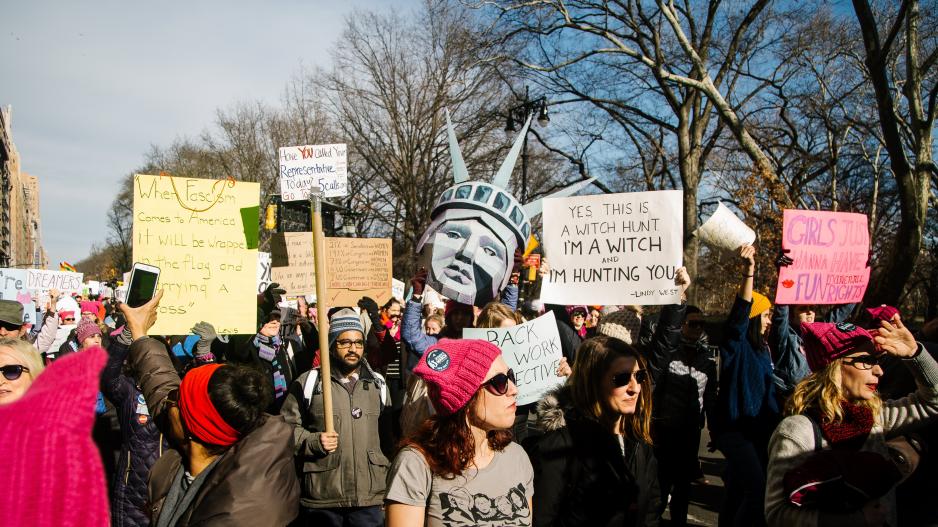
[775,210,871,305]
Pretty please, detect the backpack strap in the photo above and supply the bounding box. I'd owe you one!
[302,369,320,408]
[372,371,389,409]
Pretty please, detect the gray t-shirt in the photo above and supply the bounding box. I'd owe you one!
[385,442,534,527]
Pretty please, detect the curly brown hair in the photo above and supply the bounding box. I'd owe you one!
[399,389,513,478]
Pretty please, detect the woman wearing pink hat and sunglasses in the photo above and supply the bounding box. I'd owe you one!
[385,338,532,527]
[765,315,938,526]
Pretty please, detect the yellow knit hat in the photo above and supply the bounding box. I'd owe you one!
[749,292,772,318]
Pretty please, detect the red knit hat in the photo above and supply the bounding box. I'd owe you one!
[413,338,502,415]
[802,322,875,372]
[866,305,900,325]
[76,319,102,344]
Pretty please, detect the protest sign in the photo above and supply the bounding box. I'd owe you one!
[270,232,316,296]
[257,251,272,295]
[694,202,756,252]
[271,234,393,305]
[325,237,392,306]
[463,311,564,406]
[132,174,259,335]
[279,144,348,201]
[25,269,83,294]
[392,278,405,302]
[776,210,871,305]
[540,190,683,305]
[0,268,37,324]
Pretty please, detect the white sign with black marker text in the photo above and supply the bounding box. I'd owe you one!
[540,190,683,305]
[279,143,349,200]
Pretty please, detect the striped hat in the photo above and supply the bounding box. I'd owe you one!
[328,308,365,348]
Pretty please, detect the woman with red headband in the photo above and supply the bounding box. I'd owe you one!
[122,292,300,526]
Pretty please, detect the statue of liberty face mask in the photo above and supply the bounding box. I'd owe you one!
[416,111,595,307]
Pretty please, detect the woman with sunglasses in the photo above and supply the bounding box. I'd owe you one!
[765,316,937,526]
[386,338,532,527]
[0,337,45,405]
[528,336,660,527]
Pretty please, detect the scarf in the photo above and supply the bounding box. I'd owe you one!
[810,400,874,449]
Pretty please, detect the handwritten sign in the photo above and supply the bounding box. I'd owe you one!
[279,144,348,201]
[463,311,564,406]
[326,238,392,306]
[540,190,683,305]
[271,234,393,306]
[257,251,272,295]
[132,174,259,335]
[695,202,756,252]
[0,268,36,324]
[24,270,84,294]
[776,210,870,305]
[392,279,405,302]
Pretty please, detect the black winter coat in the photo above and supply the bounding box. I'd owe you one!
[101,340,166,527]
[525,387,661,527]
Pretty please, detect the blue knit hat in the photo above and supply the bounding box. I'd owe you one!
[328,308,365,349]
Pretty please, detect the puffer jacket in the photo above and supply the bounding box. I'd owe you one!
[525,386,661,527]
[280,360,391,509]
[101,339,166,527]
[769,303,856,395]
[128,337,300,526]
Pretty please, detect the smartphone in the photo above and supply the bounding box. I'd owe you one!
[126,263,160,308]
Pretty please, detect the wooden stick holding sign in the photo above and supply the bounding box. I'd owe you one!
[310,190,334,434]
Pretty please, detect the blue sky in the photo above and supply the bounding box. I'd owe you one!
[1,0,401,268]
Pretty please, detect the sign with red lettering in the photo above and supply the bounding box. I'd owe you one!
[775,210,870,305]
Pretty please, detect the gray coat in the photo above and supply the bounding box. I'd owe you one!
[280,361,391,509]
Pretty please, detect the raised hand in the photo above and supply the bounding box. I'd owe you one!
[874,315,919,358]
[119,290,163,341]
[411,267,428,296]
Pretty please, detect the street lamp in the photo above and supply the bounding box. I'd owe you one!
[504,87,549,203]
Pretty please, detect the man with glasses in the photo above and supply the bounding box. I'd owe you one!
[0,289,62,359]
[281,308,391,527]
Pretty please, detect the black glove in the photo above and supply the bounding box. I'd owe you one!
[358,297,381,326]
[411,267,428,296]
[260,282,287,315]
[775,248,793,269]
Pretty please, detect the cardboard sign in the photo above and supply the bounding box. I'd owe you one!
[279,144,348,201]
[132,174,260,335]
[463,311,564,406]
[257,251,272,295]
[695,202,756,252]
[540,190,683,305]
[776,210,871,305]
[271,234,393,306]
[25,270,84,294]
[325,238,392,306]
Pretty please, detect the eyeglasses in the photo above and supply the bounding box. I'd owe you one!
[63,317,75,322]
[1,365,29,381]
[388,314,401,320]
[336,339,365,350]
[482,369,516,396]
[0,320,21,332]
[843,354,886,371]
[612,369,648,387]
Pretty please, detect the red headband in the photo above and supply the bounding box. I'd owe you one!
[178,364,240,447]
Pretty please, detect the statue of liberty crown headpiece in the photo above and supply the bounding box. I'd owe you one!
[417,110,595,253]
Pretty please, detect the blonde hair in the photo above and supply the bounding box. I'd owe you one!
[787,358,882,423]
[475,302,522,329]
[0,337,45,381]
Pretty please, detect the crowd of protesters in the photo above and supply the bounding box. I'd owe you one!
[1,240,938,527]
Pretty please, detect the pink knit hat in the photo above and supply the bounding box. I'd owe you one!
[413,338,502,415]
[802,322,875,372]
[866,305,900,325]
[76,319,102,343]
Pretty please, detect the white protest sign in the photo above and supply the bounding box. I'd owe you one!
[87,281,101,296]
[392,279,405,302]
[540,190,683,305]
[694,202,756,252]
[279,143,349,200]
[463,311,564,406]
[0,268,37,324]
[26,269,84,294]
[257,251,272,295]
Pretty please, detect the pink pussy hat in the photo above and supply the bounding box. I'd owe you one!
[802,322,875,372]
[413,338,502,415]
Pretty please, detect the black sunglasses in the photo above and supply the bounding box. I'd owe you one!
[482,369,516,396]
[1,365,29,381]
[843,354,886,371]
[612,369,648,387]
[0,320,22,332]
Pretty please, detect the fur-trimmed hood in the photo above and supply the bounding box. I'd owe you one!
[535,385,576,432]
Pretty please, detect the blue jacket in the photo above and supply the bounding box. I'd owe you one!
[714,296,780,439]
[769,303,855,394]
[101,340,166,527]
